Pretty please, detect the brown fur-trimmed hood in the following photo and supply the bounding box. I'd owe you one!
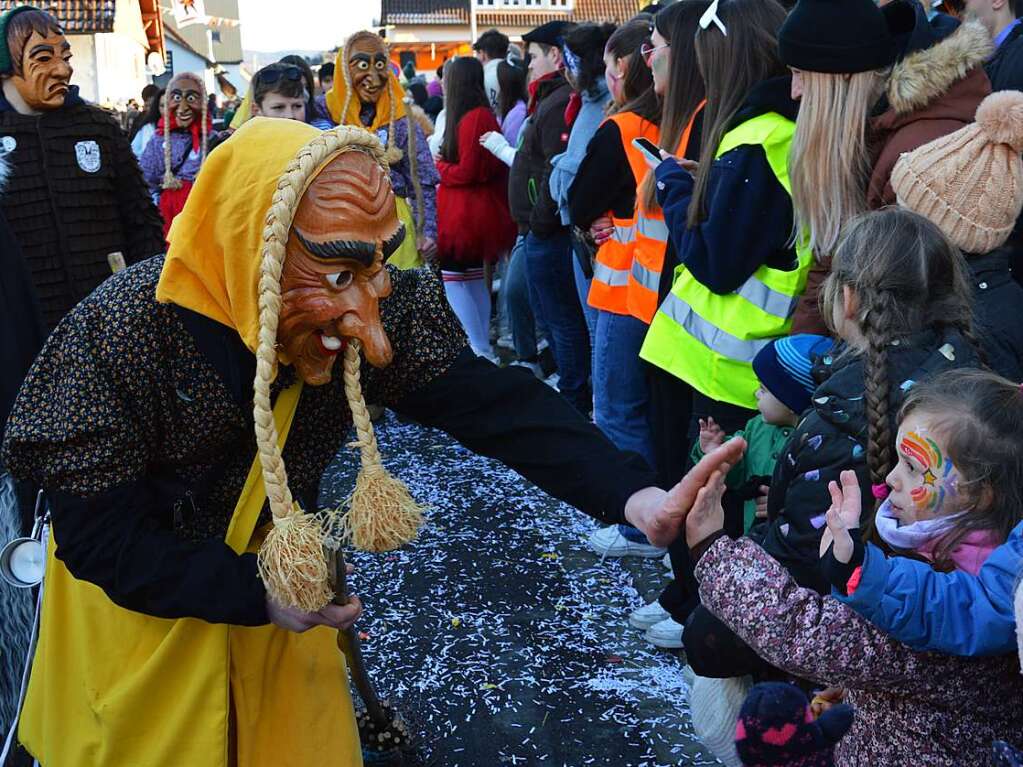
[886,21,992,115]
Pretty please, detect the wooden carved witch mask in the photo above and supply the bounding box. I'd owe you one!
[6,9,71,112]
[279,150,403,386]
[346,32,390,107]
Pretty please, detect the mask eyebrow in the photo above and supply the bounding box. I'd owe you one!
[29,44,56,57]
[350,53,372,64]
[381,224,406,258]
[295,230,375,267]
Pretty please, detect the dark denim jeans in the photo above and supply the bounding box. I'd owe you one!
[504,235,539,360]
[593,310,654,467]
[525,229,592,414]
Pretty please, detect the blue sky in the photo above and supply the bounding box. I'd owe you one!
[237,0,381,52]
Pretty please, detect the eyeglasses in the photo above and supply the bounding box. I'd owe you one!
[255,65,304,87]
[699,0,727,36]
[639,41,669,65]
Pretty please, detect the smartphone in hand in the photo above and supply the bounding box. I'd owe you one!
[632,137,665,166]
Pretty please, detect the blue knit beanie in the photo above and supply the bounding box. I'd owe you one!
[752,334,833,416]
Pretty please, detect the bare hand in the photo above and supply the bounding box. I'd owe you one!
[687,470,726,549]
[755,484,770,520]
[268,595,363,633]
[679,158,699,174]
[417,235,438,261]
[590,215,614,245]
[810,687,846,718]
[625,437,746,548]
[698,417,726,453]
[818,470,862,562]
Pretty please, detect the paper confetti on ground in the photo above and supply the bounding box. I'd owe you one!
[321,412,723,766]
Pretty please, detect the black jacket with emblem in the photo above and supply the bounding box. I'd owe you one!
[750,329,981,594]
[0,86,164,332]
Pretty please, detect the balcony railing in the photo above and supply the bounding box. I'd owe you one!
[473,0,573,9]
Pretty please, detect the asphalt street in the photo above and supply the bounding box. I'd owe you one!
[321,412,721,767]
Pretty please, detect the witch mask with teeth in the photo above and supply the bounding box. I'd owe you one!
[279,149,405,385]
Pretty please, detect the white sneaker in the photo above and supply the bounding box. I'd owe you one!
[496,333,514,350]
[629,600,671,630]
[543,372,560,391]
[644,617,684,649]
[586,526,668,558]
[662,552,673,573]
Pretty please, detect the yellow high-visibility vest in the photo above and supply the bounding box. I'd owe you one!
[640,111,812,409]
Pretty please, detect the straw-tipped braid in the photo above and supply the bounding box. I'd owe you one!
[254,125,390,611]
[337,339,425,552]
[403,95,426,237]
[161,89,182,191]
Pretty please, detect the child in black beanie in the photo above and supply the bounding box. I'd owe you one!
[736,682,854,766]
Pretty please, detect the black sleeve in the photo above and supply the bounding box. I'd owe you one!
[392,349,660,523]
[529,100,571,236]
[110,119,165,264]
[567,121,637,228]
[48,481,269,625]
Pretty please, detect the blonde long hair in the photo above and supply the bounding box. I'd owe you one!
[789,69,886,260]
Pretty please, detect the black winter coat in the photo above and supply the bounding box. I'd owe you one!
[0,87,165,331]
[751,329,981,593]
[986,21,1023,92]
[968,248,1023,382]
[508,75,571,237]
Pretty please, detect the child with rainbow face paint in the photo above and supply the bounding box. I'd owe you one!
[867,387,1003,575]
[826,367,1023,578]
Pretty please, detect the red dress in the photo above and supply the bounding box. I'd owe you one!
[435,106,516,266]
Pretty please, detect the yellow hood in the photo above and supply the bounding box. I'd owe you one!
[155,117,323,356]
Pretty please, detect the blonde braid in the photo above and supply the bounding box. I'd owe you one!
[255,125,422,609]
[161,86,181,190]
[200,86,208,163]
[337,339,424,551]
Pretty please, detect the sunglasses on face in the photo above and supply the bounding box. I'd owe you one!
[699,0,727,36]
[640,41,669,65]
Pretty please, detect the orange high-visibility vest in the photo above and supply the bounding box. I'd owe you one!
[587,111,659,315]
[627,102,705,324]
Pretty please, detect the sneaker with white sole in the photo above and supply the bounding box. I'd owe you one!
[629,600,671,630]
[509,359,544,379]
[662,552,673,573]
[586,525,668,558]
[644,616,685,649]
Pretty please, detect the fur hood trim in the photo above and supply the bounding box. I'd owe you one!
[887,21,992,115]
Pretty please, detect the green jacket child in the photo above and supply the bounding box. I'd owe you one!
[692,333,833,533]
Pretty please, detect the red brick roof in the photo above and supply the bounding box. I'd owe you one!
[0,0,116,34]
[574,0,644,23]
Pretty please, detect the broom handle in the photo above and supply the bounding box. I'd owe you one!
[331,549,389,728]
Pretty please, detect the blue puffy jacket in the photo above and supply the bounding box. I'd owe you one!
[835,521,1023,656]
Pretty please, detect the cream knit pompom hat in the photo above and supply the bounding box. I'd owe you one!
[891,90,1023,254]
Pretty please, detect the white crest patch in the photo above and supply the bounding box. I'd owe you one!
[1,135,16,153]
[74,140,101,173]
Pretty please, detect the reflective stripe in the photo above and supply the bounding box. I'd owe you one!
[630,259,660,291]
[592,261,631,287]
[658,292,770,363]
[635,215,668,242]
[613,224,636,243]
[734,275,799,320]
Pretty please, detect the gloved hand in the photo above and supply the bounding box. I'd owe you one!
[480,130,510,155]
